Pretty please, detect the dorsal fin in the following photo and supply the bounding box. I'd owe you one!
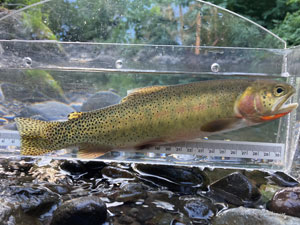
[68,112,84,120]
[121,85,167,103]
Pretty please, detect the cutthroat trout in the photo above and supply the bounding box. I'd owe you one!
[15,79,298,158]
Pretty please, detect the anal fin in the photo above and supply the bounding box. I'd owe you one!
[134,138,165,150]
[78,144,111,159]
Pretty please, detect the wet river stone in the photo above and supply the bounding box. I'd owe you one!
[181,197,217,223]
[50,196,107,225]
[0,183,59,225]
[81,91,121,111]
[212,207,300,225]
[270,172,299,187]
[1,186,59,216]
[116,182,147,202]
[268,187,300,218]
[133,164,208,194]
[102,166,135,180]
[210,172,261,206]
[60,160,106,179]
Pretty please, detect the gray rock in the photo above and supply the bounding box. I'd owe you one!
[0,83,50,103]
[212,207,300,225]
[18,101,74,121]
[81,91,121,111]
[50,196,107,225]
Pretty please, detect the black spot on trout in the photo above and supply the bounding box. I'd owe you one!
[15,79,298,158]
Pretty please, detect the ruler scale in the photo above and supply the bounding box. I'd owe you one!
[128,139,285,161]
[0,130,284,161]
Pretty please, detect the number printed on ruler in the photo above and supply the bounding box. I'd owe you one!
[144,139,285,161]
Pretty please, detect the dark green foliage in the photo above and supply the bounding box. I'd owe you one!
[208,0,300,30]
[208,0,300,46]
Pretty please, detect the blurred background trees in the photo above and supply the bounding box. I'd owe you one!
[1,0,300,46]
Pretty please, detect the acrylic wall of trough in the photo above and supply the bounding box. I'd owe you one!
[0,0,299,172]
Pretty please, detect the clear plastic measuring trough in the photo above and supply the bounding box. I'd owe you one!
[0,0,299,172]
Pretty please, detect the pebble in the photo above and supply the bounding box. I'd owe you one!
[268,187,300,218]
[210,172,261,206]
[212,207,300,225]
[116,182,147,202]
[182,197,216,222]
[50,196,107,225]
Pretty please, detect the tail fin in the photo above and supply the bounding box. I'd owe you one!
[15,117,61,155]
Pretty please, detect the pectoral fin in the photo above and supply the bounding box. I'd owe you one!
[201,118,239,132]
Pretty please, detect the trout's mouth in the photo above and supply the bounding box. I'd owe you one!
[259,91,298,121]
[272,90,298,114]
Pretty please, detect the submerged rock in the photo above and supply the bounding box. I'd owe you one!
[50,196,107,225]
[210,172,261,206]
[18,101,74,121]
[268,187,300,218]
[81,91,121,111]
[212,207,300,225]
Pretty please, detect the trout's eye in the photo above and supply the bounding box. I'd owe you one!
[274,86,285,96]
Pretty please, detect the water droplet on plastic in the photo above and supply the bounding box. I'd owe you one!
[211,63,220,72]
[23,57,32,67]
[115,59,123,69]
